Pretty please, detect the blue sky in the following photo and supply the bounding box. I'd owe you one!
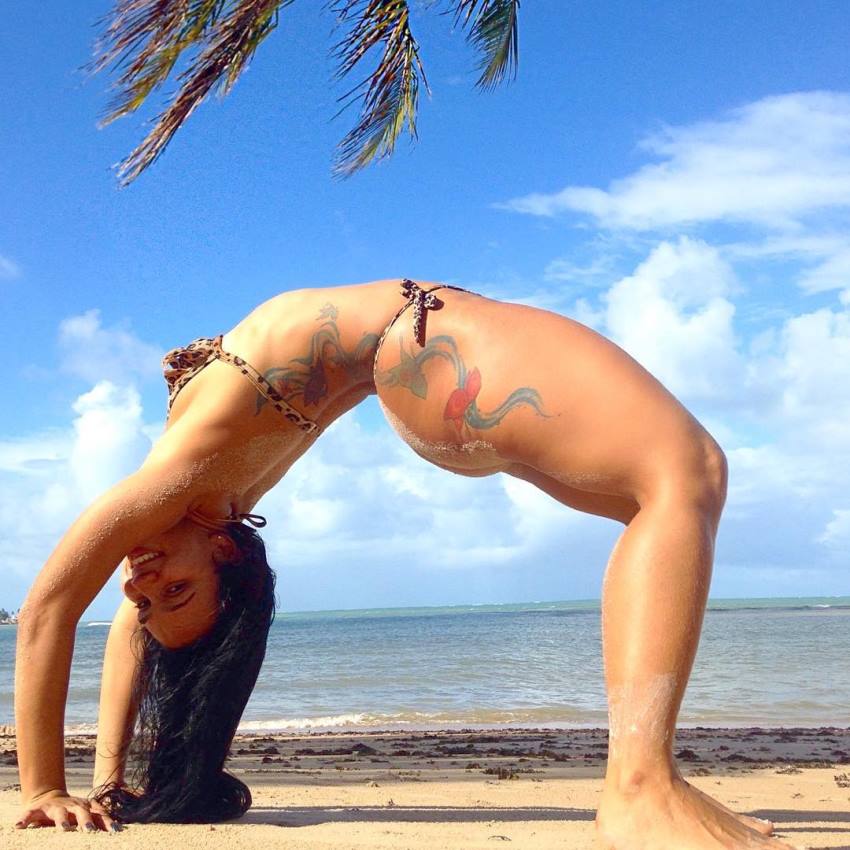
[1,1,849,618]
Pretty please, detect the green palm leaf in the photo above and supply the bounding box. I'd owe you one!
[93,0,290,185]
[90,0,520,183]
[90,1,227,122]
[451,0,520,90]
[330,1,428,177]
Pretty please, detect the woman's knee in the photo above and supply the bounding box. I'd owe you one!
[643,433,728,519]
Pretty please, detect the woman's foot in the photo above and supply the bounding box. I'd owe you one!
[596,774,793,850]
[686,777,773,835]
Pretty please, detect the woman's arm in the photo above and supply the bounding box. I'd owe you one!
[13,406,244,819]
[14,407,277,828]
[93,598,142,791]
[14,462,196,824]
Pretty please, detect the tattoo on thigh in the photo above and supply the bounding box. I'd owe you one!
[376,334,549,434]
[256,304,379,413]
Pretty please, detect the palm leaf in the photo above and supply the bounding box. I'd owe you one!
[91,0,521,183]
[330,0,429,177]
[92,0,291,185]
[451,0,519,89]
[90,1,227,124]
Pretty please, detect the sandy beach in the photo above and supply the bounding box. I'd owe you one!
[1,726,848,848]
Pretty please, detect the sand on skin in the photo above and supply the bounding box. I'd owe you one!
[1,727,849,849]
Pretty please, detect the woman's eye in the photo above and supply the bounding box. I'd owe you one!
[166,583,185,595]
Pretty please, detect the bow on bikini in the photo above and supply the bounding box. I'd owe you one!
[400,278,446,346]
[187,508,268,531]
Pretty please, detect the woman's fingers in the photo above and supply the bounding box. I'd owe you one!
[15,794,120,832]
[14,808,51,828]
[89,800,116,832]
[69,802,98,832]
[48,804,72,832]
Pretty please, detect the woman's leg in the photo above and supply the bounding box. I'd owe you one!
[509,462,778,844]
[601,440,724,790]
[375,295,793,848]
[593,442,793,848]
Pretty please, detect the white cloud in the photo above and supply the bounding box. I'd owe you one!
[568,297,607,332]
[776,307,850,437]
[501,474,587,544]
[0,381,153,588]
[0,431,68,475]
[69,382,152,502]
[500,229,850,584]
[501,92,850,232]
[502,92,850,304]
[721,234,850,301]
[0,310,159,608]
[543,255,616,286]
[59,309,163,385]
[256,413,528,569]
[0,254,20,279]
[251,407,618,583]
[603,237,743,404]
[818,508,850,548]
[797,247,850,295]
[724,444,826,515]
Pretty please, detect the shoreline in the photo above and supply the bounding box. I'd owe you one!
[4,720,850,739]
[31,719,850,737]
[5,724,849,779]
[3,726,849,847]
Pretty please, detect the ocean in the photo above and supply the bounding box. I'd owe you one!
[1,598,848,734]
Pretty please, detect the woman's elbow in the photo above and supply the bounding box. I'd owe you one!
[16,597,78,642]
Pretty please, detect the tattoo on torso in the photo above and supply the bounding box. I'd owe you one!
[256,303,379,414]
[376,334,549,436]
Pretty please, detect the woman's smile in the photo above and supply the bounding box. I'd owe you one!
[128,547,164,569]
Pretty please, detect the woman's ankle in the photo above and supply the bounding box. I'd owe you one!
[604,757,679,795]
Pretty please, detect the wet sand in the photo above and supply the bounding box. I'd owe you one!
[1,726,849,848]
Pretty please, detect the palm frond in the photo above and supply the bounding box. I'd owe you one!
[91,0,521,184]
[451,0,519,90]
[92,0,291,185]
[331,1,428,177]
[91,1,227,124]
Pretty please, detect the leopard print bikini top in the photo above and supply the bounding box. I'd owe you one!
[162,335,321,435]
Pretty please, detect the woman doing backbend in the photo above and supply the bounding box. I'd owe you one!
[14,278,790,849]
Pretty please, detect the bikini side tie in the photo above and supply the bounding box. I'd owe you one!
[400,278,447,347]
[372,279,472,383]
[187,507,268,532]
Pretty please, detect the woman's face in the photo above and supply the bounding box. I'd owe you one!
[122,519,232,648]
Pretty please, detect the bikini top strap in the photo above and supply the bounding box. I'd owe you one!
[210,336,322,435]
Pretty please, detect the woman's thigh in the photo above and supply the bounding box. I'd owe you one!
[374,291,711,503]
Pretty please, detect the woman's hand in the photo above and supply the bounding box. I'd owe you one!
[15,789,117,832]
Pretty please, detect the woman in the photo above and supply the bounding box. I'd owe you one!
[14,278,789,849]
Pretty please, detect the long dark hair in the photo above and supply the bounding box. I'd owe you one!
[95,523,276,823]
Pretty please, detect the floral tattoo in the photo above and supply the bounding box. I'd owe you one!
[376,334,548,435]
[256,303,378,413]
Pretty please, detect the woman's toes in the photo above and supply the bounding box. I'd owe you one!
[739,815,773,835]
